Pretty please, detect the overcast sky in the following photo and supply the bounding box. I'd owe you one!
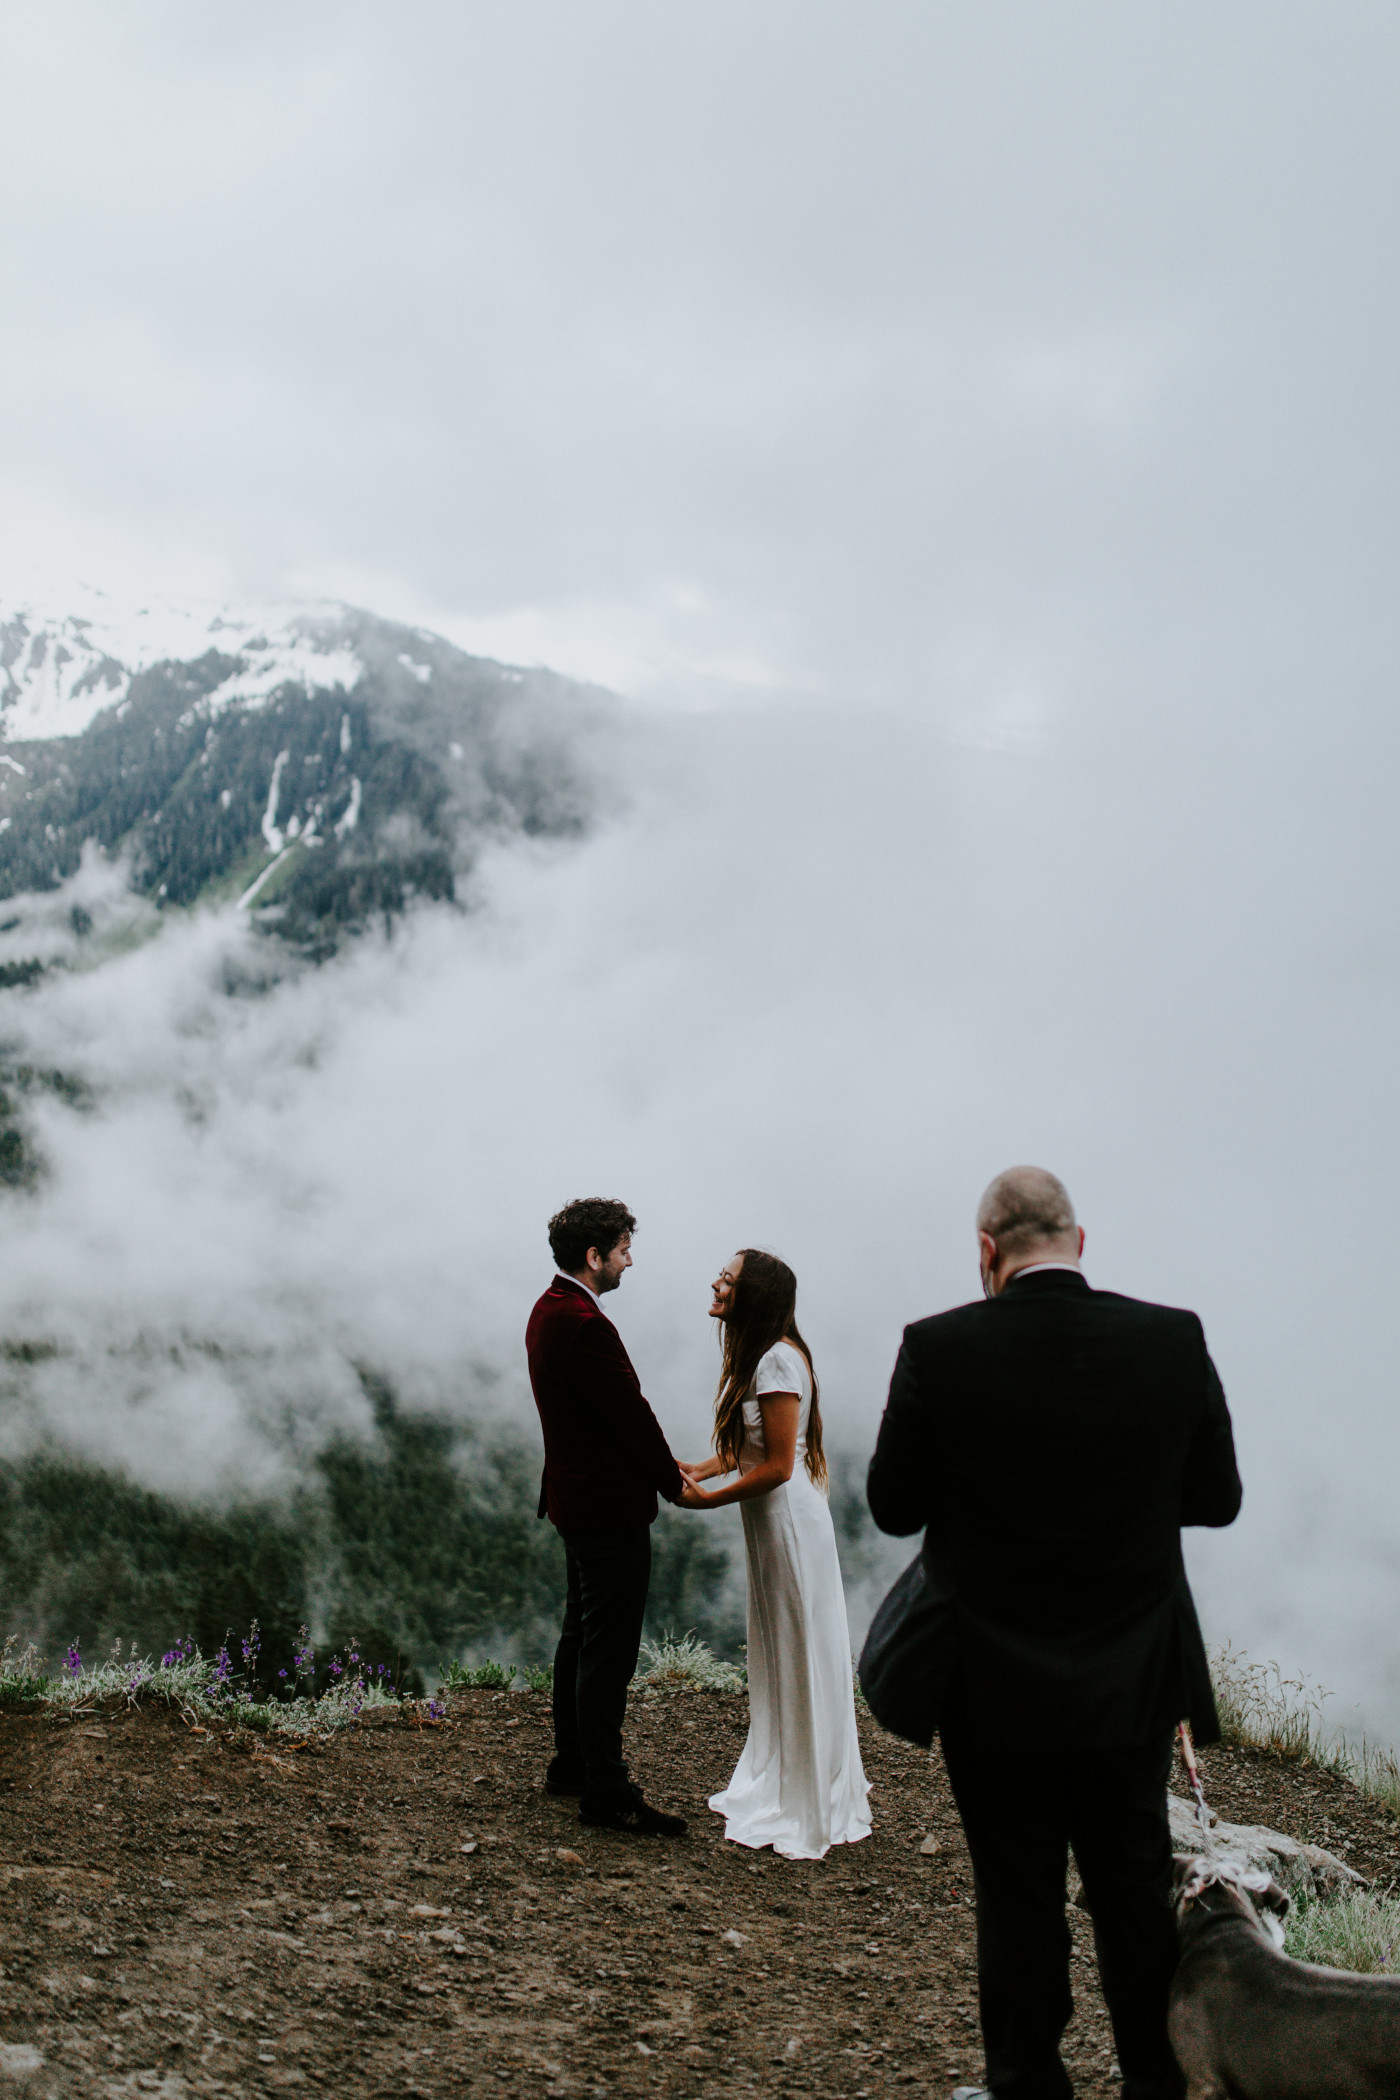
[2,3,1397,714]
[2,5,1400,1727]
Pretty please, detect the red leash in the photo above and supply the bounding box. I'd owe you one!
[1177,1720,1213,1840]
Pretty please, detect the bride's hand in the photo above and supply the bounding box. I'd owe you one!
[677,1481,711,1509]
[677,1461,703,1482]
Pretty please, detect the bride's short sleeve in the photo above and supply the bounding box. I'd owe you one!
[754,1343,805,1397]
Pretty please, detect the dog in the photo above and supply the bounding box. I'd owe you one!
[1170,1852,1400,2100]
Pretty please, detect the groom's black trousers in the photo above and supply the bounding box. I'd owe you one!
[940,1715,1183,2100]
[552,1526,651,1803]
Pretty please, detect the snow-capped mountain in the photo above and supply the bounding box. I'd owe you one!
[0,586,369,743]
[0,590,600,953]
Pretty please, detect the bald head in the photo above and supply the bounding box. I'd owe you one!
[977,1166,1081,1294]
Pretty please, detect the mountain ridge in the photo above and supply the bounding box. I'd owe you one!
[0,593,602,956]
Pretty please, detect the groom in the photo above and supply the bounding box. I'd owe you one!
[868,1166,1242,2100]
[526,1197,688,1837]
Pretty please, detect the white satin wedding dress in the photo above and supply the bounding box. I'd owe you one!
[708,1343,872,1861]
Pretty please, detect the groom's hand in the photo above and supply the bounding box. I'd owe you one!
[677,1481,711,1508]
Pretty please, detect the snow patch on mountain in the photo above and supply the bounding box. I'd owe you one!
[0,582,365,742]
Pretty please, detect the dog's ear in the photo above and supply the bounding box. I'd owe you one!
[1239,1870,1290,1920]
[1237,1869,1290,1947]
[1174,1855,1213,1907]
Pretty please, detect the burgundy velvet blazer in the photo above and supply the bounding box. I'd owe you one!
[526,1276,684,1538]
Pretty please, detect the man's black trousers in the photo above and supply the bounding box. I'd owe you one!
[940,1715,1183,2100]
[551,1526,651,1805]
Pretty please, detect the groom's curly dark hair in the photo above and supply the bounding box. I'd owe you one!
[548,1197,637,1273]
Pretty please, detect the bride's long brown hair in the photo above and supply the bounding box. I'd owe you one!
[713,1249,827,1487]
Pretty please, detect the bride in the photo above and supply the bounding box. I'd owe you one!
[678,1249,871,1861]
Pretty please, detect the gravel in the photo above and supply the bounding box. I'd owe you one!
[0,1688,1393,2096]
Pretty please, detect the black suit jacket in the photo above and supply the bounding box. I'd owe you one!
[867,1269,1242,1748]
[526,1277,684,1538]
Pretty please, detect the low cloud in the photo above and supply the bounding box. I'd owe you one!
[0,690,1397,1735]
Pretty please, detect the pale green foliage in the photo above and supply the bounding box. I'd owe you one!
[437,1660,517,1690]
[1286,1887,1400,1974]
[0,1631,406,1737]
[632,1631,747,1692]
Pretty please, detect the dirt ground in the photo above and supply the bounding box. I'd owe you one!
[0,1688,1396,2099]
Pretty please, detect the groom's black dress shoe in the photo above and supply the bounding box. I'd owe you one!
[544,1757,586,1797]
[579,1786,687,1838]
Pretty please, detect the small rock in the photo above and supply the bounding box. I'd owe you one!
[635,2042,654,2056]
[784,2036,803,2058]
[460,1841,478,1854]
[0,2043,43,2076]
[556,1848,585,1866]
[919,1834,940,1855]
[409,1903,449,1917]
[722,1928,748,1948]
[78,1727,109,1740]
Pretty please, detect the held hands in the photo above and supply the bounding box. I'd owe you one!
[676,1454,724,1507]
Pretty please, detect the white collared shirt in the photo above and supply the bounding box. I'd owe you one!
[555,1272,613,1322]
[1010,1261,1085,1280]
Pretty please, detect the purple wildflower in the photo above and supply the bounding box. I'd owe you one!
[64,1642,82,1679]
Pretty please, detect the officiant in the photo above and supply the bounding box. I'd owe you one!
[866,1167,1242,2100]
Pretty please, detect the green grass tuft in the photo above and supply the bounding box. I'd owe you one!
[437,1659,517,1690]
[1286,1886,1400,1974]
[632,1630,747,1692]
[1211,1643,1400,1821]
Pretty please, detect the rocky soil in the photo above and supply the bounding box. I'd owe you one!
[0,1689,1396,2098]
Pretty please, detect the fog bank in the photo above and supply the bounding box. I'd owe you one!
[0,683,1396,1733]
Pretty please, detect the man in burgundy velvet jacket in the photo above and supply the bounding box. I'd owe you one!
[526,1197,688,1836]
